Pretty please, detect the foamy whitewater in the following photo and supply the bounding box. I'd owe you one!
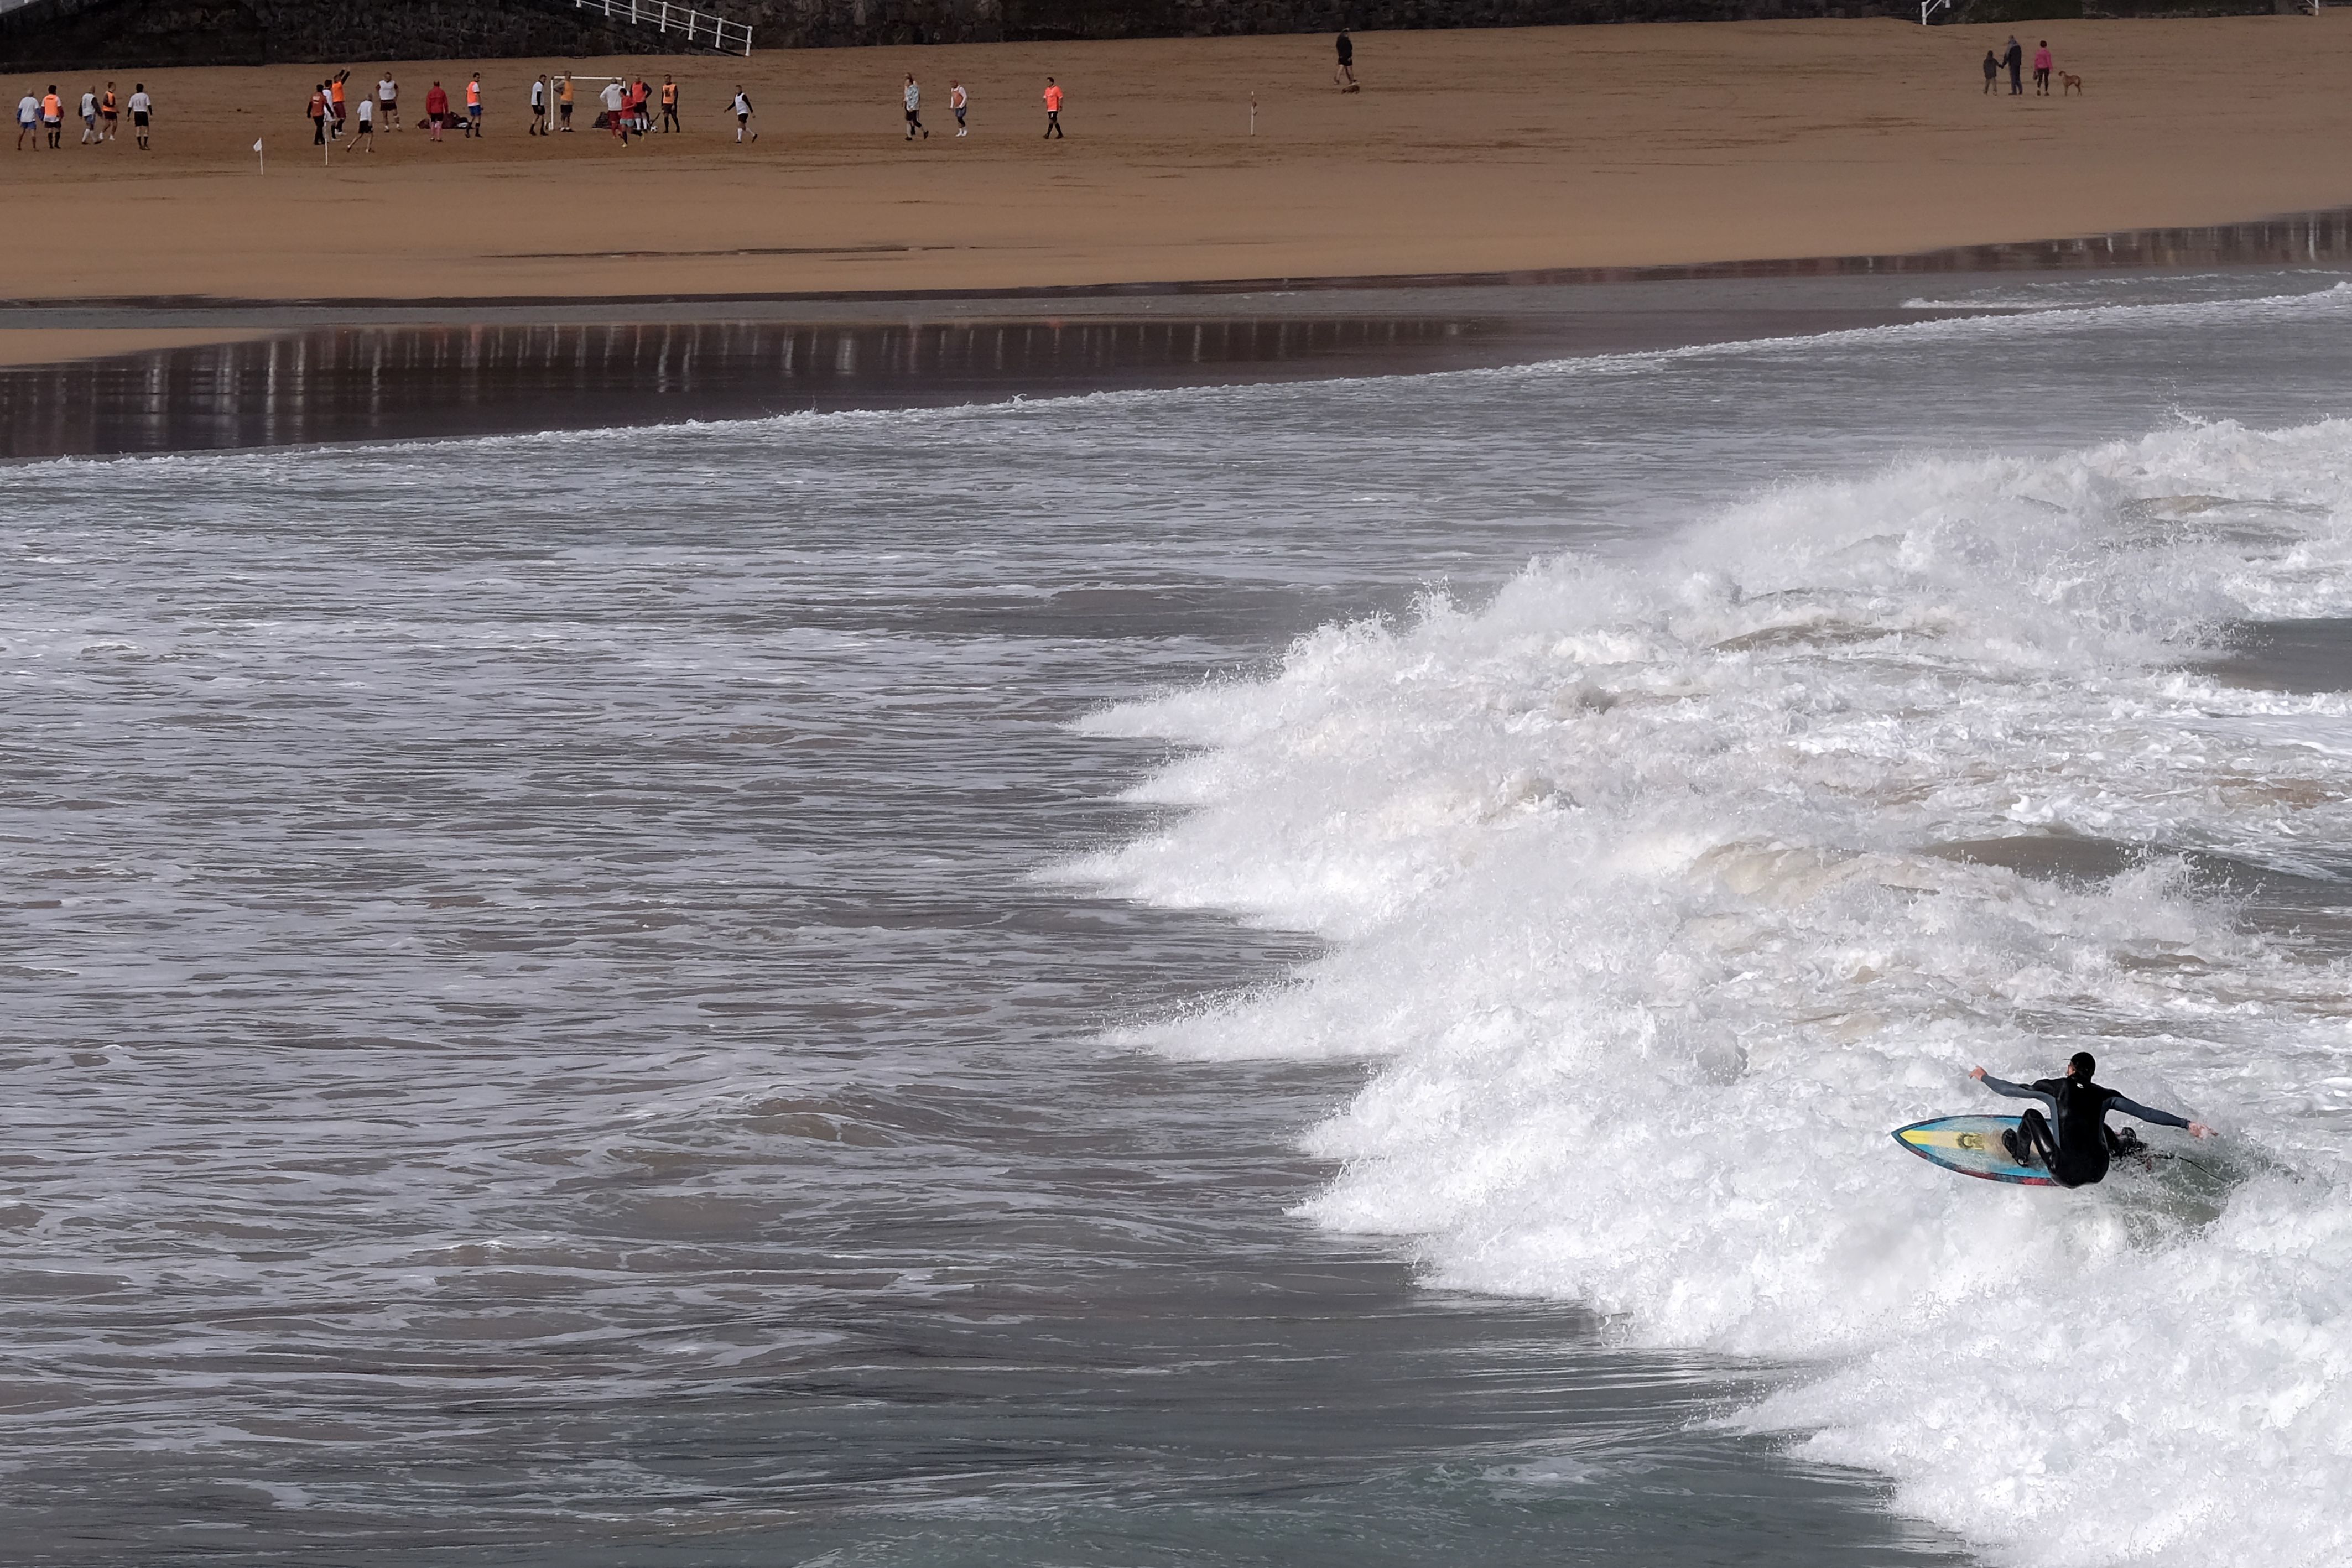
[6,273,2349,1565]
[1077,311,2352,1562]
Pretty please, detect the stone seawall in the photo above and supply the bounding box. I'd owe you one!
[0,0,2268,71]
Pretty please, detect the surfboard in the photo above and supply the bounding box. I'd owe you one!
[1891,1114,2057,1186]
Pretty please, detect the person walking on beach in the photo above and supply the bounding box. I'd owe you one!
[425,80,449,142]
[129,82,150,149]
[41,85,61,148]
[558,73,574,132]
[2004,35,2023,95]
[17,88,39,151]
[529,75,547,135]
[99,81,117,140]
[353,89,374,150]
[1042,76,1064,138]
[77,86,96,144]
[903,74,927,140]
[660,75,679,133]
[730,85,754,142]
[950,79,967,135]
[378,73,399,132]
[2032,40,2053,96]
[467,72,483,136]
[1982,49,1999,93]
[1335,30,1359,91]
[309,81,328,145]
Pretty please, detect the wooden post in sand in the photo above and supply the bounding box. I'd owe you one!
[1250,92,1256,136]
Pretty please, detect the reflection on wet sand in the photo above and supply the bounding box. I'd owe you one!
[0,318,1512,461]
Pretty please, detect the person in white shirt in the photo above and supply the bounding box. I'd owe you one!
[16,91,39,152]
[377,76,399,131]
[353,91,374,150]
[127,84,152,149]
[79,87,97,143]
[902,74,925,140]
[730,87,753,143]
[599,77,626,143]
[950,80,967,136]
[529,75,546,136]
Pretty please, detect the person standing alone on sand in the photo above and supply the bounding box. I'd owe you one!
[1042,77,1063,138]
[129,82,150,149]
[2005,35,2023,95]
[2032,40,2053,96]
[904,75,927,140]
[425,80,449,142]
[1335,30,1359,91]
[950,79,967,135]
[378,73,399,132]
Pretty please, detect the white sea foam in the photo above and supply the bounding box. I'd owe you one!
[1071,418,2352,1567]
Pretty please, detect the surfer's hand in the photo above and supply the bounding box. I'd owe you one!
[1968,1066,1986,1081]
[2190,1121,2214,1138]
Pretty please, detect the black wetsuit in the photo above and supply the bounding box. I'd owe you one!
[1980,1074,2191,1187]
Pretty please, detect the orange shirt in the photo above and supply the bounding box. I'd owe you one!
[309,91,325,118]
[41,93,59,119]
[660,82,677,106]
[466,80,481,107]
[331,80,345,106]
[100,90,115,112]
[1043,84,1063,111]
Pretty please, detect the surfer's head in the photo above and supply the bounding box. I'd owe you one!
[2068,1051,2096,1080]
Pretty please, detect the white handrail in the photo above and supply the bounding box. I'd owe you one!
[573,0,752,56]
[1919,0,1951,20]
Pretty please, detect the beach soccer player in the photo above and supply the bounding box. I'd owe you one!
[129,83,150,148]
[731,86,754,142]
[309,82,327,145]
[1042,77,1063,138]
[378,74,399,131]
[425,80,449,142]
[467,74,483,136]
[77,86,96,144]
[951,79,967,135]
[353,90,374,149]
[558,74,574,132]
[904,75,927,140]
[599,77,626,142]
[100,81,117,140]
[530,75,546,135]
[16,88,37,150]
[660,75,679,133]
[1969,1055,2212,1188]
[330,71,347,139]
[1335,30,1359,91]
[43,85,62,149]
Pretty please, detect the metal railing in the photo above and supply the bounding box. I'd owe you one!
[573,0,752,56]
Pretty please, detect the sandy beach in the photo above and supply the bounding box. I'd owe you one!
[2,15,2349,319]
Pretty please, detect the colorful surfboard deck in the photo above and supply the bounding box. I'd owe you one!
[1891,1114,2057,1186]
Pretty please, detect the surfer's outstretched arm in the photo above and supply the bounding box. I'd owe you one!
[2111,1095,2216,1138]
[1969,1067,2056,1109]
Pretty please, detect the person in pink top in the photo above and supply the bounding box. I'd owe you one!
[2033,40,2053,96]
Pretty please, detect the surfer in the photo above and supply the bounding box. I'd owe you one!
[1969,1053,2213,1187]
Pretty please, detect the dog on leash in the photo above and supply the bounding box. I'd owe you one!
[2060,71,2084,95]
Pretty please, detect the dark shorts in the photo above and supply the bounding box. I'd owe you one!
[357,121,372,134]
[133,111,148,126]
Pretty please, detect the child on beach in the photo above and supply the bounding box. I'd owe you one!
[128,83,150,149]
[951,79,967,135]
[378,74,399,131]
[1042,77,1063,138]
[904,75,927,140]
[1982,50,1999,93]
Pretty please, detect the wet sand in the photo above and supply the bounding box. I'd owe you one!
[3,16,2351,313]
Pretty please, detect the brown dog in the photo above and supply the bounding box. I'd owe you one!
[2060,71,2084,95]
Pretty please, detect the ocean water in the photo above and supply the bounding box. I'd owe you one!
[6,272,2349,1565]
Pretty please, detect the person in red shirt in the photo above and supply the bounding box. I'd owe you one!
[424,80,449,142]
[309,83,327,145]
[1042,76,1063,139]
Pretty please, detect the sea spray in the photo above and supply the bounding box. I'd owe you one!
[1075,419,2352,1567]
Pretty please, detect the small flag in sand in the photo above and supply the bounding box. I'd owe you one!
[253,137,264,175]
